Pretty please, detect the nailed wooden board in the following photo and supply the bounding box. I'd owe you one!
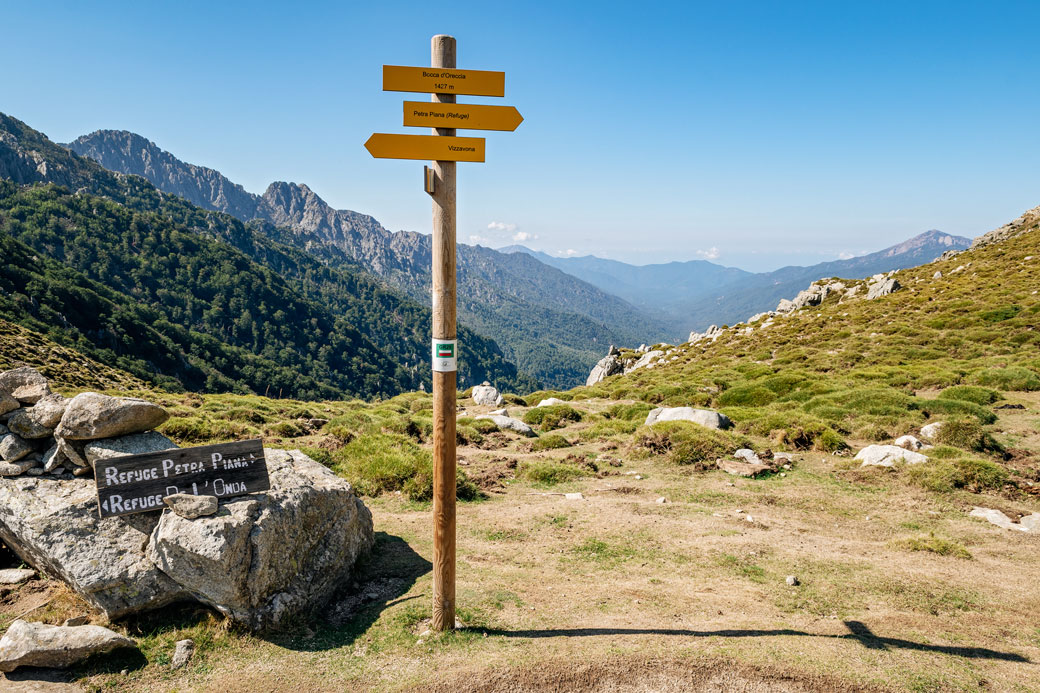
[94,439,269,518]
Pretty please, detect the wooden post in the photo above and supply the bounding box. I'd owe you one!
[430,33,457,632]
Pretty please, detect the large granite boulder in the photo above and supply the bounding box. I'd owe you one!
[84,431,178,466]
[644,407,732,430]
[474,414,536,437]
[586,347,623,386]
[55,392,169,440]
[146,449,374,629]
[855,444,928,467]
[0,449,373,630]
[471,382,503,407]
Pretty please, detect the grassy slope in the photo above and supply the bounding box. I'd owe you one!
[2,210,1040,691]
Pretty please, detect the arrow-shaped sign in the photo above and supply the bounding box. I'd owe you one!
[364,133,486,162]
[403,102,524,132]
[383,65,505,96]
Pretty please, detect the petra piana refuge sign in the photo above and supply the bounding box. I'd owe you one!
[95,439,269,518]
[364,35,522,631]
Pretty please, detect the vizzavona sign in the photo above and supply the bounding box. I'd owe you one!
[94,439,269,518]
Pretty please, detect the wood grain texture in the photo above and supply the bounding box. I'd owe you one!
[430,32,458,633]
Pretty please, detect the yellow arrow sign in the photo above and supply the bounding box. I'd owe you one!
[403,102,524,132]
[383,65,505,96]
[364,133,486,162]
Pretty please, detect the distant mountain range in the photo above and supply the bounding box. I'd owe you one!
[503,229,972,332]
[66,130,672,387]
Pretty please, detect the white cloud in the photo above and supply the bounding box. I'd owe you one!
[487,221,517,233]
[513,231,537,242]
[838,251,855,260]
[469,234,490,245]
[696,246,721,260]
[559,249,579,257]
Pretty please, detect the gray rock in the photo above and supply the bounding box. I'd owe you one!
[855,444,928,467]
[84,431,178,465]
[0,568,35,584]
[866,278,901,300]
[0,434,33,463]
[41,445,64,472]
[470,382,503,407]
[146,449,374,630]
[63,616,89,627]
[163,493,218,519]
[0,459,37,477]
[0,394,18,417]
[0,367,50,405]
[969,507,1030,532]
[919,422,944,442]
[7,409,55,439]
[171,638,195,670]
[626,350,663,373]
[933,271,942,279]
[0,619,136,672]
[55,437,87,467]
[536,397,567,407]
[785,575,799,586]
[0,475,189,619]
[644,407,732,430]
[733,448,761,464]
[473,415,536,437]
[488,408,509,416]
[688,325,723,344]
[894,435,925,451]
[23,394,68,431]
[1020,514,1040,531]
[585,347,624,386]
[55,393,169,441]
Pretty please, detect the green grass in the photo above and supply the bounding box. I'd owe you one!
[517,460,587,486]
[906,457,1009,493]
[531,433,573,451]
[897,534,973,559]
[632,420,748,469]
[522,404,583,431]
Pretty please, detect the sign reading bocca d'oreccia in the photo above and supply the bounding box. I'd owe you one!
[94,439,270,519]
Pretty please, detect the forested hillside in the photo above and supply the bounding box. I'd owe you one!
[0,113,536,399]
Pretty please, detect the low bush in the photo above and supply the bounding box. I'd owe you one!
[532,433,572,451]
[517,460,587,485]
[633,421,747,469]
[717,385,777,407]
[578,419,639,441]
[604,402,655,421]
[974,366,1040,391]
[741,412,847,452]
[934,420,1004,455]
[523,404,583,431]
[937,385,1001,406]
[921,398,997,424]
[897,534,972,559]
[906,458,1008,493]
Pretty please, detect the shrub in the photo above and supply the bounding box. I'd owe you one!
[471,418,501,434]
[934,420,1004,455]
[335,432,430,497]
[921,398,997,425]
[633,421,747,469]
[268,420,306,438]
[717,385,777,407]
[532,433,572,451]
[403,466,481,502]
[897,534,972,559]
[937,385,1001,406]
[456,425,483,446]
[907,458,1008,493]
[517,460,586,485]
[604,402,654,421]
[974,367,1040,391]
[523,404,583,431]
[578,419,639,441]
[742,412,847,452]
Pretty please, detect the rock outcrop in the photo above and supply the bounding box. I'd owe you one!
[471,382,504,407]
[585,347,624,386]
[644,407,732,430]
[474,414,536,437]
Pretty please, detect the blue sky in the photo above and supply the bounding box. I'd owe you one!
[3,1,1038,271]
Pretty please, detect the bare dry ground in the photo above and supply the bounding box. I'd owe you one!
[3,395,1039,693]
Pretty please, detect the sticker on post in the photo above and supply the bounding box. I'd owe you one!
[432,338,458,372]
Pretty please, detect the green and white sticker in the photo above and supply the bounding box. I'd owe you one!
[432,338,458,372]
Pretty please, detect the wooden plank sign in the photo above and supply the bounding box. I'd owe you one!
[383,65,505,96]
[94,439,269,518]
[364,133,486,162]
[403,102,524,131]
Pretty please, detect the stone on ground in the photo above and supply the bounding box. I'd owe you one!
[919,422,944,441]
[855,444,928,467]
[718,458,771,478]
[54,393,169,441]
[585,346,623,386]
[894,435,925,451]
[866,278,901,300]
[0,568,35,585]
[470,382,503,407]
[536,397,566,407]
[171,638,195,669]
[474,414,535,437]
[0,619,136,672]
[969,507,1032,532]
[644,407,732,430]
[162,493,218,519]
[0,435,33,463]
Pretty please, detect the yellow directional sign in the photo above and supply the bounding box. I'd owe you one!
[364,133,486,162]
[383,65,505,96]
[403,101,524,132]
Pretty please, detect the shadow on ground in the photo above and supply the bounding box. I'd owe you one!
[469,619,1028,662]
[272,531,431,652]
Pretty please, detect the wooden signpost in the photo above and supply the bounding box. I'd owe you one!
[365,35,522,632]
[95,439,269,519]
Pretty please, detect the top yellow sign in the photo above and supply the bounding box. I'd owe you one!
[383,65,505,97]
